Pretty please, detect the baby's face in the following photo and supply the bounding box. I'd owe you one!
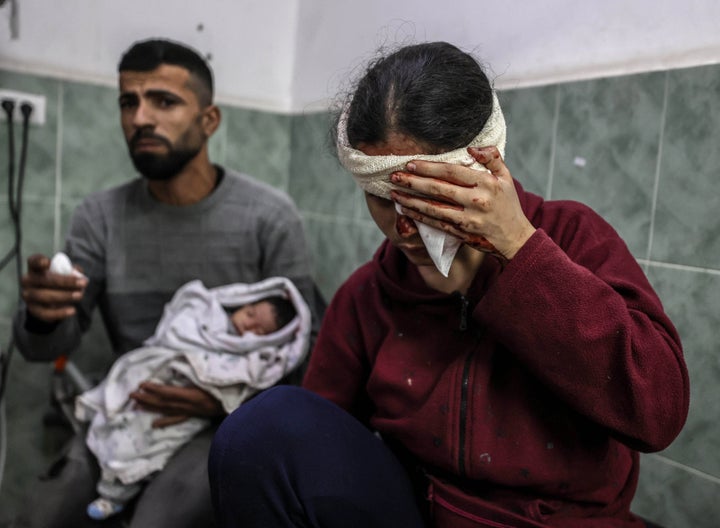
[230,301,277,336]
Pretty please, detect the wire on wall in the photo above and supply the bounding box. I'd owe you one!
[0,0,20,39]
[0,96,33,493]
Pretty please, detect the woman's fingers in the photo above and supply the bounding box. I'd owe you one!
[395,144,508,183]
[390,148,508,207]
[467,146,511,179]
[391,191,463,232]
[391,190,500,255]
[388,145,535,260]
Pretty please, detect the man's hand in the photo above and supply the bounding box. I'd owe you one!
[129,382,225,428]
[21,254,88,322]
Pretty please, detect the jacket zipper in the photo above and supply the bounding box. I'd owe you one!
[458,295,469,330]
[457,294,471,476]
[458,350,473,477]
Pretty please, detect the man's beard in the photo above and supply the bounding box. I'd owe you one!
[129,131,203,181]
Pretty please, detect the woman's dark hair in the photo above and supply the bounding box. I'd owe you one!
[345,42,493,152]
[118,38,214,106]
[263,296,297,330]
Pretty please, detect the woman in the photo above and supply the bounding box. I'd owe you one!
[209,42,689,528]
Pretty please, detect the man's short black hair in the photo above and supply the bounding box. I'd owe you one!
[118,38,214,106]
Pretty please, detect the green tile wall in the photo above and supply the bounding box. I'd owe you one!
[1,63,719,526]
[553,72,666,256]
[653,65,720,268]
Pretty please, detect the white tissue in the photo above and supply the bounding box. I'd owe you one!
[395,203,461,277]
[49,252,85,278]
[49,252,73,275]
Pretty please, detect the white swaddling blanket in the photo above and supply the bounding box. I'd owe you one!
[75,277,312,484]
[337,91,506,276]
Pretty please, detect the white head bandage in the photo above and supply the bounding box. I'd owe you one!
[337,91,507,276]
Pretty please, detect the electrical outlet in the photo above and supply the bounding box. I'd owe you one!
[0,89,47,126]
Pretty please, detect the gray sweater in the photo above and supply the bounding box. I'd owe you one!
[14,167,317,362]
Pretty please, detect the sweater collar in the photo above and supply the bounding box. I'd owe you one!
[372,239,503,305]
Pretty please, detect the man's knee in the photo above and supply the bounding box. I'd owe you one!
[127,426,214,527]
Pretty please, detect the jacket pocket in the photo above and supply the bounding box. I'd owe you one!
[427,475,551,528]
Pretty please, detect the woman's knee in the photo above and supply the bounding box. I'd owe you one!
[219,386,333,440]
[210,386,322,467]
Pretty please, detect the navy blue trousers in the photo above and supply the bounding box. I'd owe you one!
[208,385,426,528]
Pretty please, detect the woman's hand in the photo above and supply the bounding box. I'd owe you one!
[389,146,536,260]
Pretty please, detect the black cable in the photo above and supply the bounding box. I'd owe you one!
[0,99,17,404]
[1,99,32,494]
[0,247,14,270]
[15,103,32,290]
[0,100,16,272]
[0,100,32,403]
[2,99,15,217]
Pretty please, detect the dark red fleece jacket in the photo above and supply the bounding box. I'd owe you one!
[303,182,689,527]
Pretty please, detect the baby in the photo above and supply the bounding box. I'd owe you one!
[226,296,296,337]
[74,278,311,521]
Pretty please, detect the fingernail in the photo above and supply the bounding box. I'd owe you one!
[391,172,401,182]
[406,162,416,172]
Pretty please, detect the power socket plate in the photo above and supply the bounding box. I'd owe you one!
[0,89,47,126]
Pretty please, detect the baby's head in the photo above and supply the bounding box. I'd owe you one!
[228,296,296,336]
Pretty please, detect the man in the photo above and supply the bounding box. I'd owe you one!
[12,38,318,528]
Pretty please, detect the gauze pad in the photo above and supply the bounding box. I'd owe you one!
[337,92,506,276]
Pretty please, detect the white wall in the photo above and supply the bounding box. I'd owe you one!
[0,0,300,111]
[293,0,720,110]
[2,0,719,113]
